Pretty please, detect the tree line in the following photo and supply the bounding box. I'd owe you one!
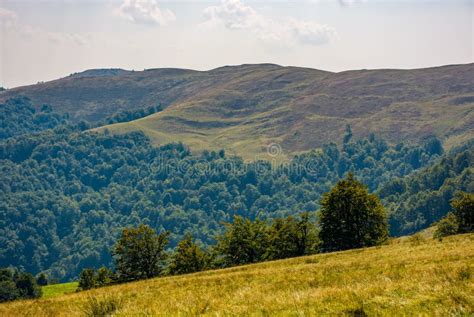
[77,174,389,290]
[0,269,43,302]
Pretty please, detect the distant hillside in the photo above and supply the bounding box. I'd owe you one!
[1,234,472,316]
[1,63,473,159]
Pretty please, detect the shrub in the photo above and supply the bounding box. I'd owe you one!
[78,268,97,290]
[14,272,42,299]
[36,272,48,286]
[0,281,19,302]
[434,212,459,240]
[0,268,42,302]
[96,267,113,287]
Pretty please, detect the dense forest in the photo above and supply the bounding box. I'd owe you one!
[381,143,473,235]
[0,97,69,140]
[0,97,472,281]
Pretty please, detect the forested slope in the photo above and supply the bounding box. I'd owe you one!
[1,98,467,280]
[380,143,473,235]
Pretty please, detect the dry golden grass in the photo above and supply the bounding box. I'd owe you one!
[1,234,473,316]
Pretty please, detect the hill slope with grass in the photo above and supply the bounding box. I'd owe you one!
[1,63,473,159]
[1,233,472,316]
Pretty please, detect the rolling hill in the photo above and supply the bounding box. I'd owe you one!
[1,63,473,159]
[0,233,472,316]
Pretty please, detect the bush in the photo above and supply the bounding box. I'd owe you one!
[15,272,42,299]
[0,269,41,302]
[78,268,97,291]
[0,281,19,302]
[434,212,459,240]
[96,267,114,287]
[36,272,48,286]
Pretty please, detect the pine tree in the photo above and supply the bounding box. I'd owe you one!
[343,124,353,144]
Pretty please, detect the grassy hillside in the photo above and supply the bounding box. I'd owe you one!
[2,64,473,159]
[1,234,472,316]
[41,283,78,299]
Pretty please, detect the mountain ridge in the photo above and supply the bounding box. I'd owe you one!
[1,63,473,159]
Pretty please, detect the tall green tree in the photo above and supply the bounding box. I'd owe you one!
[266,217,299,260]
[216,216,268,267]
[343,124,353,144]
[168,233,208,275]
[294,212,319,255]
[0,269,18,302]
[451,192,473,233]
[266,213,318,260]
[113,225,169,281]
[319,174,388,252]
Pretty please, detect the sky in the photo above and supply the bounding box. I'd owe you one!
[0,0,472,88]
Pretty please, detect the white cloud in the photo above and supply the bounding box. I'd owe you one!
[203,0,264,30]
[286,18,337,45]
[116,0,175,26]
[0,7,87,46]
[338,0,368,6]
[202,0,336,47]
[0,7,18,28]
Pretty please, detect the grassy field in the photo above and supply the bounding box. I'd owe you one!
[1,234,472,316]
[94,64,474,160]
[41,282,78,299]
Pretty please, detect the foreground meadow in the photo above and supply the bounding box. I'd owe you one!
[1,234,473,316]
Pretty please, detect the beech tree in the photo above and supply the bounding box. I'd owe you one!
[451,192,473,233]
[113,225,169,281]
[168,233,208,275]
[216,216,268,266]
[319,174,388,252]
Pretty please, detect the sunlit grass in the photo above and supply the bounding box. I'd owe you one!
[1,234,472,316]
[41,282,78,299]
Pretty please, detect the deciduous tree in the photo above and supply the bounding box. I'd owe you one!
[319,174,388,252]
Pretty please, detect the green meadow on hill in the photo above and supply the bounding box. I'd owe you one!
[2,64,473,159]
[1,233,472,316]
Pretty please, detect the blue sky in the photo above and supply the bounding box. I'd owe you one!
[0,0,472,88]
